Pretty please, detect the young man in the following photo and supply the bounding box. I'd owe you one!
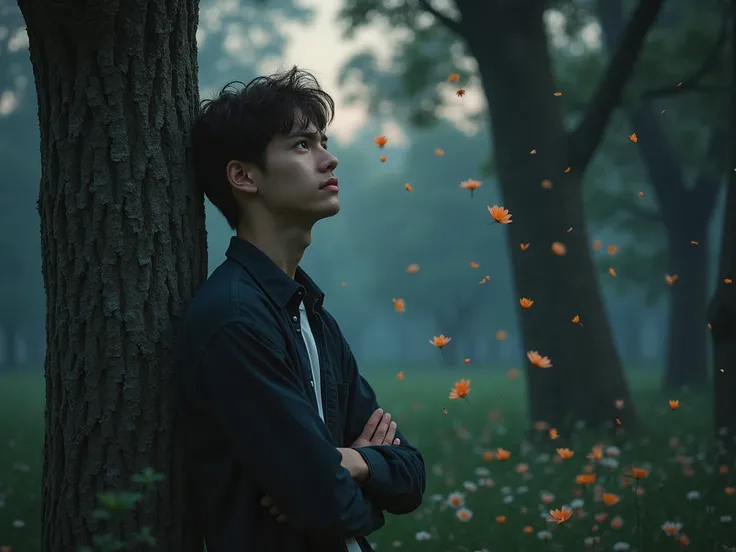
[176,66,426,552]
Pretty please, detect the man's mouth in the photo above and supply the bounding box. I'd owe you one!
[321,177,338,190]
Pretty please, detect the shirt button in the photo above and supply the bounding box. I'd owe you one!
[292,315,298,322]
[296,328,301,333]
[310,380,314,387]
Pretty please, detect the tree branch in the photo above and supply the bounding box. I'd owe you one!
[567,0,664,172]
[640,2,729,102]
[415,0,464,35]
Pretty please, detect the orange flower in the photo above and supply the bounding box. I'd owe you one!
[541,178,552,189]
[630,467,648,479]
[572,315,581,324]
[691,240,699,245]
[607,244,618,255]
[548,428,559,439]
[373,135,388,148]
[479,275,490,284]
[520,243,530,250]
[608,267,616,277]
[460,178,481,197]
[407,264,420,273]
[392,298,405,312]
[496,515,506,524]
[554,91,563,97]
[496,448,511,461]
[602,493,620,505]
[469,261,479,269]
[548,506,573,524]
[449,379,471,400]
[456,88,466,97]
[576,473,596,485]
[488,205,512,224]
[669,399,679,410]
[482,450,494,461]
[556,448,574,459]
[507,368,520,380]
[496,330,508,341]
[520,297,534,309]
[447,73,460,82]
[564,166,571,173]
[527,350,552,368]
[534,421,549,431]
[530,149,537,154]
[464,357,471,364]
[404,183,413,192]
[588,445,603,460]
[551,242,566,256]
[434,148,444,156]
[430,334,451,349]
[725,278,733,284]
[396,371,405,381]
[379,155,387,162]
[665,274,678,285]
[725,486,735,495]
[628,133,638,143]
[592,239,602,250]
[523,525,533,534]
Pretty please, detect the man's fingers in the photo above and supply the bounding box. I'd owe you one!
[394,438,401,445]
[371,412,391,444]
[358,408,384,441]
[383,420,397,445]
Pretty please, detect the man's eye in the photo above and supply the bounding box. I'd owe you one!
[295,140,309,149]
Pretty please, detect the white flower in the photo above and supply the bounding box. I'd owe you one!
[415,531,432,541]
[13,520,25,528]
[613,542,631,551]
[720,515,732,523]
[537,530,553,540]
[430,494,444,502]
[570,498,585,509]
[447,492,465,508]
[463,481,478,492]
[474,466,490,477]
[600,457,619,469]
[456,507,473,522]
[686,490,701,501]
[500,486,512,495]
[517,486,529,494]
[503,495,514,504]
[605,446,621,457]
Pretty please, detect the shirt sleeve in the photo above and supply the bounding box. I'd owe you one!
[341,340,427,515]
[194,321,385,539]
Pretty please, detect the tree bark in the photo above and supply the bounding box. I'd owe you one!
[16,0,207,549]
[708,0,736,444]
[459,1,647,427]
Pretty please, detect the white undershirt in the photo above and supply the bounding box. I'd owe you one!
[299,301,362,552]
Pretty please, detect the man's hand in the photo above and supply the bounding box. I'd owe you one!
[261,409,401,522]
[350,408,400,448]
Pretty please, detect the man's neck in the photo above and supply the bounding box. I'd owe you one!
[236,222,312,279]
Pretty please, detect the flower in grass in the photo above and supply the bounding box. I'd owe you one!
[456,507,472,521]
[662,521,683,536]
[548,506,573,524]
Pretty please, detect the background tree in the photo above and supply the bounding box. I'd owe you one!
[16,0,207,549]
[594,0,728,390]
[709,0,736,444]
[337,0,665,427]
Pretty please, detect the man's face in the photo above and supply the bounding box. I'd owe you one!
[248,119,340,226]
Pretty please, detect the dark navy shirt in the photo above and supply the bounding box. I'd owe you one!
[176,236,426,552]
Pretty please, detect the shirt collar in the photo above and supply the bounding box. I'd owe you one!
[225,236,325,309]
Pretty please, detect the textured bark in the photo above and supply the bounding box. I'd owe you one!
[459,1,641,427]
[708,0,736,444]
[16,0,207,550]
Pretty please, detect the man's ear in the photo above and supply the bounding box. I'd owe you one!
[226,160,258,194]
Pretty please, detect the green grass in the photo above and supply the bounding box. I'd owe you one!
[1,366,734,551]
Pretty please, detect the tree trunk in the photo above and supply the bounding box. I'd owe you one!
[663,221,710,390]
[17,0,207,550]
[708,0,736,444]
[464,4,636,427]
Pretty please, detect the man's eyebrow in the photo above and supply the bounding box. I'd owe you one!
[287,130,328,142]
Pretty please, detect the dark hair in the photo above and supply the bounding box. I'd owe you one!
[191,66,336,229]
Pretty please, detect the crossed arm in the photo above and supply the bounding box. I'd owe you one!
[195,321,386,540]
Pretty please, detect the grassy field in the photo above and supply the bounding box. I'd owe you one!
[0,365,734,552]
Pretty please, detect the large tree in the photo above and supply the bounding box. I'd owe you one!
[596,0,728,390]
[709,0,736,444]
[16,0,207,549]
[338,0,665,426]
